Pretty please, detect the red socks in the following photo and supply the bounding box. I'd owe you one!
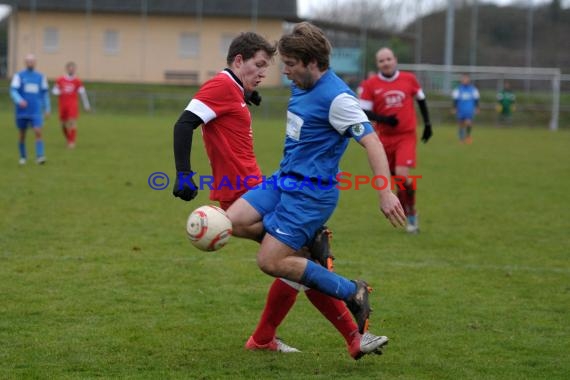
[63,127,77,145]
[397,180,416,216]
[68,128,77,145]
[305,289,358,344]
[251,278,299,345]
[251,282,358,346]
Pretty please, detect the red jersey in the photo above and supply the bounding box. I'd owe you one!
[185,70,262,202]
[359,70,424,136]
[54,75,84,112]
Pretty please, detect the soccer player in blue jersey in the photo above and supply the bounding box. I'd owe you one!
[226,22,406,340]
[173,31,390,359]
[452,73,479,144]
[10,54,51,165]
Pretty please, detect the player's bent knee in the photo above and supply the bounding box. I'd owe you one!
[256,251,280,277]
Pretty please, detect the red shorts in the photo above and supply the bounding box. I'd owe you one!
[217,188,249,211]
[59,105,79,122]
[377,131,417,173]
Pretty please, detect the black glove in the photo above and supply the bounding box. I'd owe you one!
[245,90,262,106]
[421,123,433,143]
[374,114,398,127]
[382,114,399,127]
[173,171,198,201]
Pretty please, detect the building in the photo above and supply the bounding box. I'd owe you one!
[2,0,297,85]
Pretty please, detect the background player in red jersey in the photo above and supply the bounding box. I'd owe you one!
[359,47,432,234]
[172,32,388,359]
[52,61,91,148]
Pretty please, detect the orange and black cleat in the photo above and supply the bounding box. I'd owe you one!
[346,280,372,334]
[309,226,335,271]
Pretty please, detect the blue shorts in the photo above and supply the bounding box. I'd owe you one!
[242,175,339,250]
[457,112,474,122]
[16,116,44,129]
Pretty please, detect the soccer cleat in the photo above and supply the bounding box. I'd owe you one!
[245,336,301,353]
[36,156,46,165]
[406,214,419,234]
[345,280,372,334]
[18,158,27,165]
[309,226,335,271]
[348,332,389,360]
[465,136,473,144]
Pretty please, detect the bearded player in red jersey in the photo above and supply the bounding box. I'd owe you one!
[52,61,91,148]
[172,32,387,359]
[359,47,433,234]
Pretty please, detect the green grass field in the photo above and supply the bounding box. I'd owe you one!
[1,109,569,379]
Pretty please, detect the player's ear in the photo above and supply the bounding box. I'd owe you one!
[308,59,318,71]
[233,54,244,68]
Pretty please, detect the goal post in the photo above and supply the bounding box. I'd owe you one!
[397,64,561,130]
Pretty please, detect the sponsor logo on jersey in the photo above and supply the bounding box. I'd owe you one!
[384,90,406,108]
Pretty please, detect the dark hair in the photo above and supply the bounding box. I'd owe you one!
[226,32,276,65]
[277,22,331,70]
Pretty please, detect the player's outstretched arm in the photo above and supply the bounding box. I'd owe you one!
[358,133,406,228]
[172,110,203,201]
[363,109,398,127]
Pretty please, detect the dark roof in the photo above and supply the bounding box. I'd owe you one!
[1,0,297,19]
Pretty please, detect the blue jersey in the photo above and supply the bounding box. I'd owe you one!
[279,70,371,181]
[452,84,479,118]
[10,69,50,118]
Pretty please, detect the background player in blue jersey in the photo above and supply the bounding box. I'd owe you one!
[10,54,51,165]
[226,22,407,339]
[452,74,480,144]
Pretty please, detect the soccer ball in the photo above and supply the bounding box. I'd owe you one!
[186,205,233,251]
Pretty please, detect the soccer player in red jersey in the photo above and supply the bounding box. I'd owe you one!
[172,32,388,359]
[52,61,91,148]
[359,47,433,234]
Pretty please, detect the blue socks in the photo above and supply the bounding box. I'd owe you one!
[35,140,45,158]
[458,128,466,141]
[18,142,26,159]
[300,260,356,300]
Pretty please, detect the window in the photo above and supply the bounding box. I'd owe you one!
[104,30,119,54]
[220,34,235,58]
[43,27,59,52]
[179,32,199,58]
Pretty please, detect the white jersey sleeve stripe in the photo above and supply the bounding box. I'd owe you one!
[415,88,426,100]
[359,99,373,111]
[330,93,369,134]
[185,98,217,124]
[10,73,21,88]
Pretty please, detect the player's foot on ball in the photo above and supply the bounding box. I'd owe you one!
[345,280,372,334]
[245,336,300,353]
[348,332,389,360]
[309,226,335,271]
